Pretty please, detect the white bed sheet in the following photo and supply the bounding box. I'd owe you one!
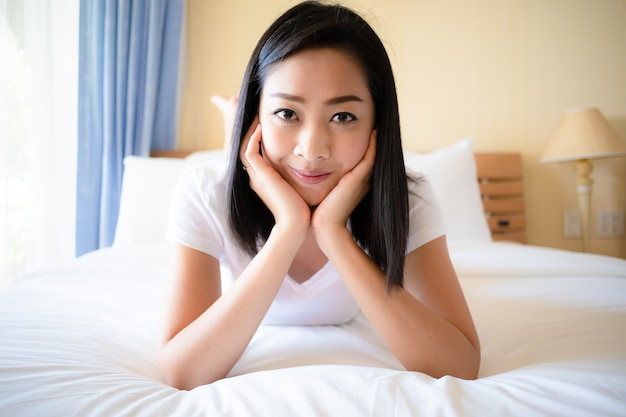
[1,242,625,417]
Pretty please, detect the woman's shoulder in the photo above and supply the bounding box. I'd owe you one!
[171,162,230,218]
[166,161,231,256]
[404,169,446,250]
[179,161,228,192]
[405,170,437,200]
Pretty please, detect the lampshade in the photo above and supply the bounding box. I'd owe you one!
[540,107,626,163]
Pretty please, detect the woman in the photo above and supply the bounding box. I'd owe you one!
[159,1,480,390]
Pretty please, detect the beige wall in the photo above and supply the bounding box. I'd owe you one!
[179,0,626,258]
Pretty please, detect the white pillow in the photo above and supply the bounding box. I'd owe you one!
[114,141,490,247]
[403,138,492,243]
[113,150,226,247]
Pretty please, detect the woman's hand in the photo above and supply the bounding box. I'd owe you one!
[240,119,311,235]
[312,130,376,245]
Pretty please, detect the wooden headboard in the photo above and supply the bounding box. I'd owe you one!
[474,153,526,243]
[150,150,527,243]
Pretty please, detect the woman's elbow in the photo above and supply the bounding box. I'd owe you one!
[449,339,481,380]
[158,344,222,390]
[454,349,481,380]
[158,349,191,390]
[405,342,481,381]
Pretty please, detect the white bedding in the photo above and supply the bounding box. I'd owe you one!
[1,241,625,417]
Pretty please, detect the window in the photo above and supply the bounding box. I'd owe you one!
[0,0,78,285]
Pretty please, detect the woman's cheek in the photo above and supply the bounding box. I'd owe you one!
[258,129,283,167]
[344,134,371,169]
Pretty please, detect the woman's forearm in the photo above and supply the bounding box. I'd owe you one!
[316,227,480,379]
[160,223,306,389]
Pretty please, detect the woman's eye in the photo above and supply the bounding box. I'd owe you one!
[332,112,357,123]
[274,109,298,121]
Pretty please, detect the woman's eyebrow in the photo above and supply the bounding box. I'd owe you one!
[326,95,364,105]
[269,92,364,105]
[269,92,304,103]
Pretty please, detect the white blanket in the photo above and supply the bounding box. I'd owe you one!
[1,242,625,417]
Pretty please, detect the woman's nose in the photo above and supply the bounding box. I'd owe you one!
[294,124,331,161]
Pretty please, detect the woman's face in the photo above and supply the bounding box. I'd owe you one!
[258,48,375,207]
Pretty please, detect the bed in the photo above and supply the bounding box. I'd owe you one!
[1,138,625,417]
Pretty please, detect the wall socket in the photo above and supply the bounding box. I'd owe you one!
[563,210,581,238]
[596,210,625,237]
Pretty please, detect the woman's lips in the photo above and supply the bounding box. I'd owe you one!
[290,167,332,184]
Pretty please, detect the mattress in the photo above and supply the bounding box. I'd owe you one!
[1,241,625,416]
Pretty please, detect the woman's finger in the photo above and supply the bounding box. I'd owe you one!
[239,116,261,170]
[353,130,376,180]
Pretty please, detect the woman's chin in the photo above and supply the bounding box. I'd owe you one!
[304,198,323,208]
[291,181,337,208]
[300,191,327,208]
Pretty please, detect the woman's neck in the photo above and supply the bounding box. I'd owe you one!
[288,228,328,284]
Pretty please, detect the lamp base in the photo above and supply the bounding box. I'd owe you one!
[575,159,593,253]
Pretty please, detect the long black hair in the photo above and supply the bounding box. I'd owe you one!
[227,1,409,289]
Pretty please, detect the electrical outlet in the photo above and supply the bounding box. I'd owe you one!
[596,210,625,237]
[564,210,581,238]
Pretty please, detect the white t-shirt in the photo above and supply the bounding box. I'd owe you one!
[165,164,446,326]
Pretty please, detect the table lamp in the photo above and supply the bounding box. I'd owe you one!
[540,107,626,252]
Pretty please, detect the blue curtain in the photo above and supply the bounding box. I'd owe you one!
[76,0,184,256]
